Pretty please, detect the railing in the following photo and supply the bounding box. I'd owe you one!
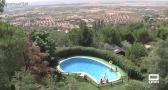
[97,76,127,87]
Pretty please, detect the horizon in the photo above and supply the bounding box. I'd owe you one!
[6,0,168,5]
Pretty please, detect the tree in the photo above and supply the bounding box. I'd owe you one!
[101,26,122,46]
[32,30,58,66]
[32,30,52,52]
[0,0,5,13]
[156,21,168,40]
[26,35,55,81]
[143,15,156,30]
[126,43,147,63]
[121,29,135,44]
[121,22,155,44]
[48,30,71,47]
[12,71,65,90]
[0,22,26,90]
[125,80,150,90]
[28,46,51,81]
[133,28,154,44]
[78,21,93,47]
[92,31,105,48]
[93,19,105,32]
[125,22,144,32]
[68,28,81,46]
[156,76,168,90]
[68,21,93,47]
[157,27,168,40]
[11,70,38,90]
[45,75,66,90]
[122,22,145,43]
[157,38,168,77]
[144,39,168,90]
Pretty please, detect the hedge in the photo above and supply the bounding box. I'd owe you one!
[55,46,144,80]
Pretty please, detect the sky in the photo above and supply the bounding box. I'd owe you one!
[6,0,168,5]
[7,0,100,3]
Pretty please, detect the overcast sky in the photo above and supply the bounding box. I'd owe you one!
[6,0,96,4]
[6,0,168,4]
[7,0,101,3]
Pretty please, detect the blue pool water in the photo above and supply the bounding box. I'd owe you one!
[59,56,120,82]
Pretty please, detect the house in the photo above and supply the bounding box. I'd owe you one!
[104,43,125,56]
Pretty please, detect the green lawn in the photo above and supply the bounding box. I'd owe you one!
[65,75,130,90]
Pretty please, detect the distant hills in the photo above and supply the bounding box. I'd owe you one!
[5,0,168,6]
[6,2,29,8]
[30,0,168,6]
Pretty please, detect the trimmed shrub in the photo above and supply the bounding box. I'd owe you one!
[55,47,144,80]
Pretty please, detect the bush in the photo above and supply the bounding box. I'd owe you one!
[55,47,144,80]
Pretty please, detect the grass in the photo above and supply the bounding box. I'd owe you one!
[65,75,149,90]
[65,75,129,90]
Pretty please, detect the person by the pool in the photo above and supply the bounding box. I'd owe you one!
[116,67,118,72]
[109,67,117,72]
[110,67,113,71]
[100,73,109,84]
[110,67,118,72]
[100,77,108,84]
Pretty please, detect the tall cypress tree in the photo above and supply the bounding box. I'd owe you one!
[79,21,93,47]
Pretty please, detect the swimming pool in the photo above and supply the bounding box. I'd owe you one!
[57,56,121,84]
